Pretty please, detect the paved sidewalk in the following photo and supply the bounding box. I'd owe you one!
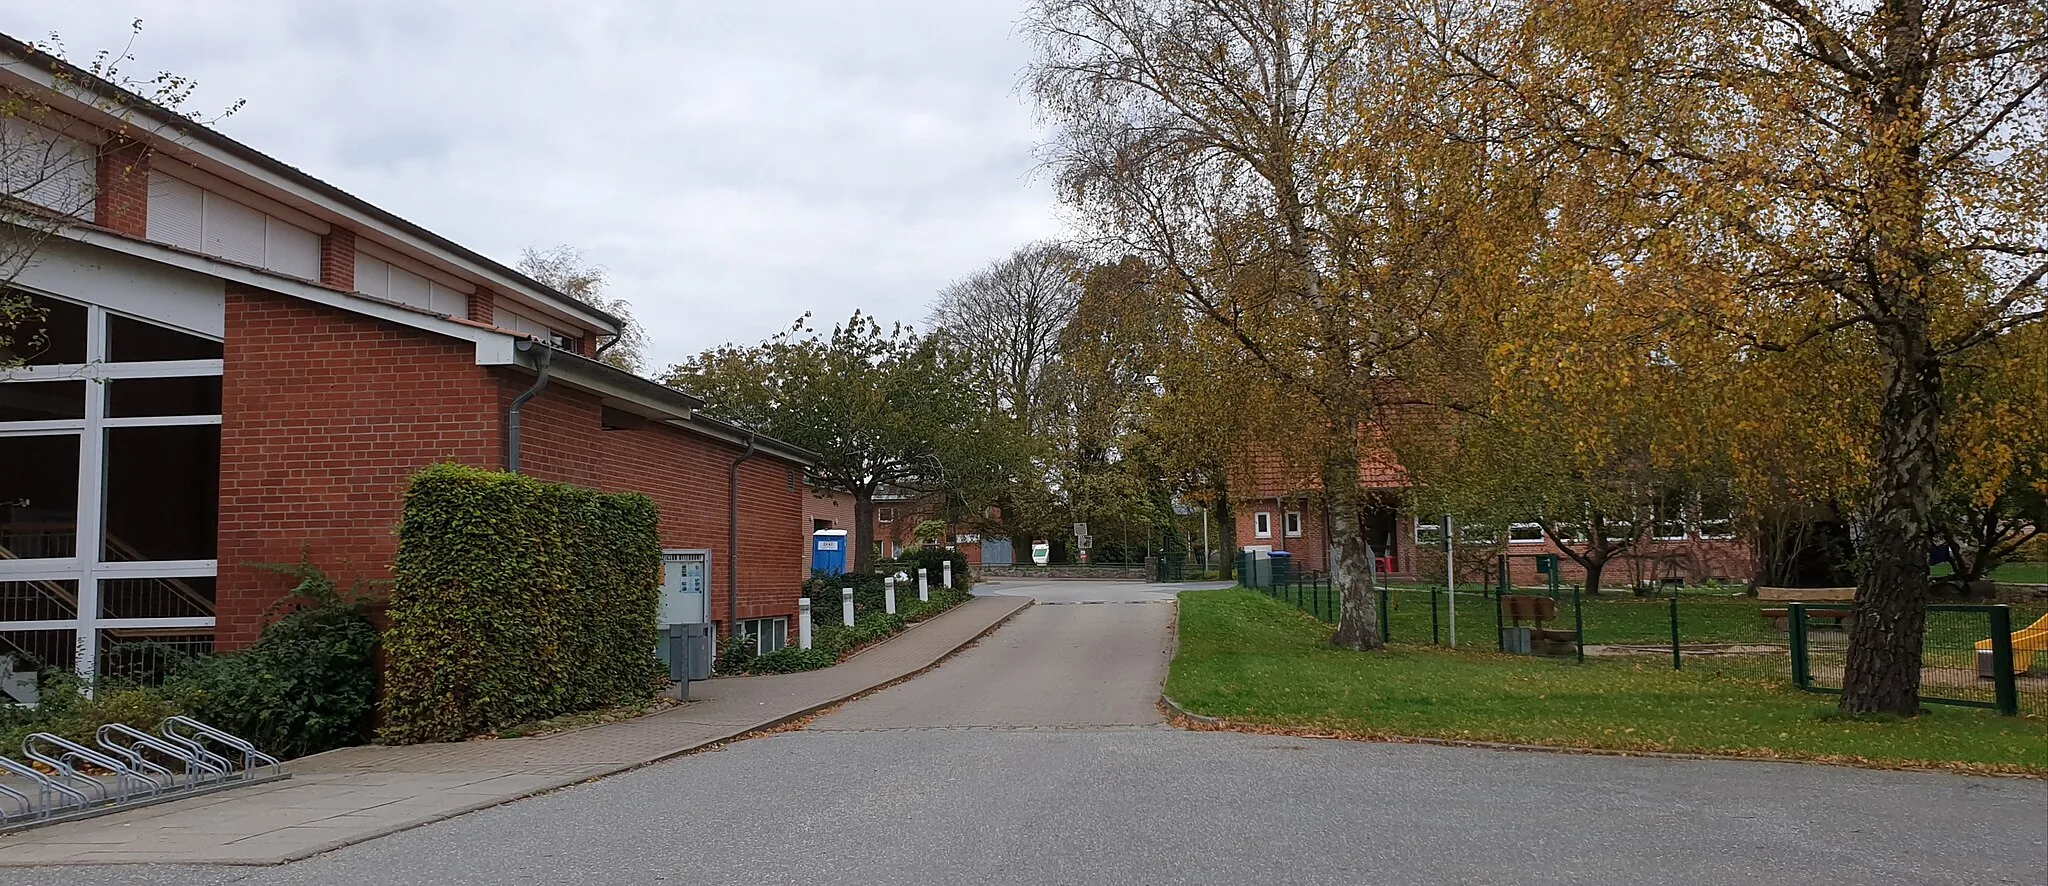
[0,595,1030,867]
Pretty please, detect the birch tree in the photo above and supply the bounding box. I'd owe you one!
[1030,0,1508,648]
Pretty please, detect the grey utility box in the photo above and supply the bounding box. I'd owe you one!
[660,623,718,682]
[1501,626,1533,655]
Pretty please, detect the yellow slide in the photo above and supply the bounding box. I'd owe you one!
[1979,612,2048,673]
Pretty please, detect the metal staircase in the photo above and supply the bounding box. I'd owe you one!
[0,716,286,832]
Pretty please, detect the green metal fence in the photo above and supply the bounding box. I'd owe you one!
[1789,602,2034,716]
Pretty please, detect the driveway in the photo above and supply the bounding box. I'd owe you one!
[17,579,2045,886]
[972,576,1231,604]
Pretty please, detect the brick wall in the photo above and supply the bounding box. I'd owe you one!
[319,227,356,290]
[583,419,808,636]
[217,285,812,648]
[803,481,857,571]
[216,285,500,648]
[93,138,149,237]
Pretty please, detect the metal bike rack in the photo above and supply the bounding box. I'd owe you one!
[0,716,291,833]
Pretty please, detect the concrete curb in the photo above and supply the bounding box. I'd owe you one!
[6,596,1034,868]
[248,597,1037,866]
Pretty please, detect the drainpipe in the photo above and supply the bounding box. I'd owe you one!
[507,341,553,474]
[727,431,759,628]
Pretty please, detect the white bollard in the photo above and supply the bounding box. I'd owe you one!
[884,577,898,614]
[798,598,813,650]
[943,560,953,589]
[918,568,930,602]
[841,587,855,626]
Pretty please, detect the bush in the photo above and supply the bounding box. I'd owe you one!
[747,647,838,674]
[173,559,381,757]
[716,632,758,675]
[382,464,664,744]
[892,547,976,591]
[0,676,187,756]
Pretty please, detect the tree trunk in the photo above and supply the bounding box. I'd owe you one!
[852,490,876,574]
[1583,554,1607,599]
[1325,449,1384,651]
[1840,330,1941,715]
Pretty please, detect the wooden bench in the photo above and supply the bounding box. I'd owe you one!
[1761,607,1856,632]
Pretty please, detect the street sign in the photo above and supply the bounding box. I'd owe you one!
[1073,522,1089,538]
[1077,535,1092,549]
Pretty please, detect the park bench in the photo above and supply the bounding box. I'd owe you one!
[1760,607,1856,633]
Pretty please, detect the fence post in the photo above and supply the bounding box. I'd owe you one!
[1669,595,1682,671]
[798,598,813,650]
[1572,582,1584,664]
[1495,591,1505,652]
[1431,587,1441,646]
[919,569,930,602]
[1989,605,2018,716]
[1378,582,1390,643]
[1788,602,1810,689]
[841,587,855,627]
[885,576,898,614]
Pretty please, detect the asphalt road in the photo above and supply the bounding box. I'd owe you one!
[19,580,2046,886]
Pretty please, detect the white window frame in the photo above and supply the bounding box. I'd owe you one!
[1508,522,1546,545]
[877,507,897,523]
[1253,512,1273,539]
[0,292,222,680]
[737,616,789,655]
[1283,511,1303,538]
[1694,493,1737,540]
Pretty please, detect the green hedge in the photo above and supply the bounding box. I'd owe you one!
[382,464,663,744]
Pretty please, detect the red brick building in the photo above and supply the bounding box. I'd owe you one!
[1231,451,1754,590]
[0,38,819,677]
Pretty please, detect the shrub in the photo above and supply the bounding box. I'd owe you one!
[0,676,187,755]
[173,558,381,757]
[893,547,976,591]
[747,647,838,674]
[382,464,664,744]
[716,632,758,675]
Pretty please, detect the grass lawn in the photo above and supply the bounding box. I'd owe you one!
[1168,589,2048,775]
[1989,562,2048,584]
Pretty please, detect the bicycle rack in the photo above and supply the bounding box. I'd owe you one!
[0,716,291,834]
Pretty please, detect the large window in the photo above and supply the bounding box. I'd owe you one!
[0,291,221,680]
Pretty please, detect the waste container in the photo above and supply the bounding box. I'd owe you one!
[1268,550,1293,587]
[659,623,718,681]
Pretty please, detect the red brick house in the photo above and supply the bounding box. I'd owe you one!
[1231,450,1754,590]
[0,37,820,677]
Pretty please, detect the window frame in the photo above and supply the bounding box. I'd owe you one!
[1253,512,1273,539]
[0,293,223,680]
[1507,522,1546,545]
[1283,511,1303,538]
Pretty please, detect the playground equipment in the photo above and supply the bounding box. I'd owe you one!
[1978,611,2048,676]
[0,716,285,833]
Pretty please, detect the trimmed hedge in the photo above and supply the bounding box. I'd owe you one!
[382,464,664,744]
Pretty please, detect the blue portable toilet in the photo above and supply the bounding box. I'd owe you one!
[811,529,849,576]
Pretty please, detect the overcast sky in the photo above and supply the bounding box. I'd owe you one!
[0,1,1065,369]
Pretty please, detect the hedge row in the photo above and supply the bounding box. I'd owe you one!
[382,464,663,744]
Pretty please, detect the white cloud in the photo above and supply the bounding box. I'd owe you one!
[1,1,1064,368]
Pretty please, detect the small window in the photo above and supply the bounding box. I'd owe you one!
[737,617,788,655]
[107,314,222,362]
[1283,511,1303,538]
[0,380,86,421]
[0,292,87,366]
[1508,522,1545,544]
[1253,512,1272,539]
[1653,490,1688,541]
[877,507,897,523]
[1695,486,1736,539]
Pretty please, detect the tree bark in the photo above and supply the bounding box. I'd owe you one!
[1325,448,1384,651]
[1582,555,1607,599]
[1840,330,1940,715]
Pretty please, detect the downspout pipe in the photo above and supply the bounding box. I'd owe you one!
[727,431,760,629]
[508,340,553,474]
